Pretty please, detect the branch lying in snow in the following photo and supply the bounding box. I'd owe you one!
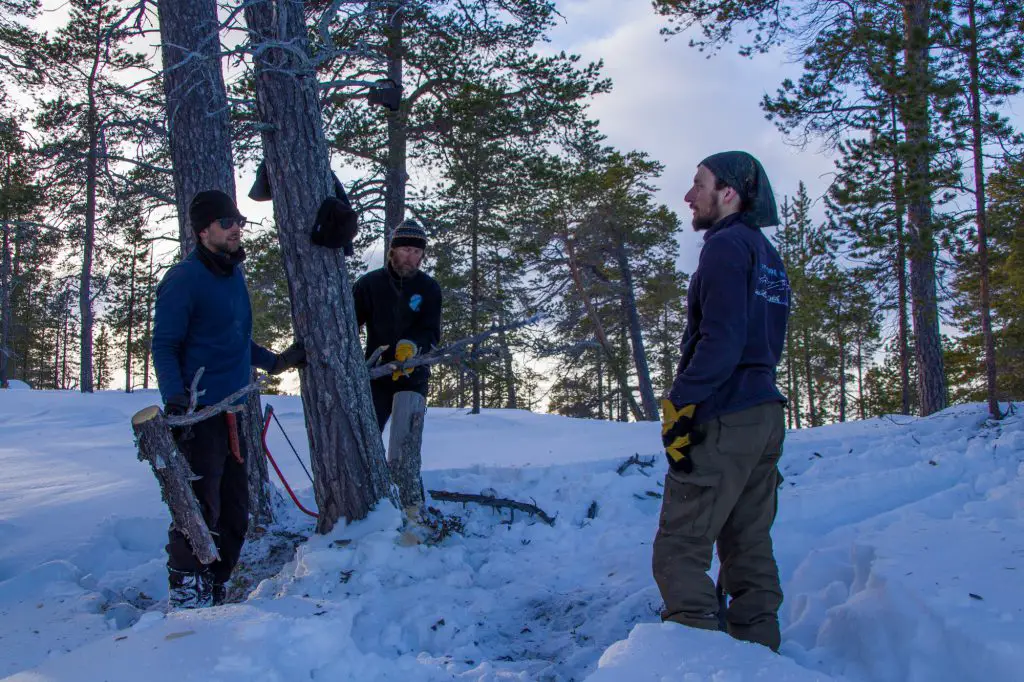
[368,315,541,380]
[427,490,556,526]
[617,454,657,476]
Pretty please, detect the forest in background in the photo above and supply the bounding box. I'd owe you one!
[2,0,1022,427]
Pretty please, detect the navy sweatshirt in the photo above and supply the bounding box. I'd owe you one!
[353,264,442,384]
[151,247,276,406]
[669,213,790,424]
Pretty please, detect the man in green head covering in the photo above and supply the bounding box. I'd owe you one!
[654,151,791,651]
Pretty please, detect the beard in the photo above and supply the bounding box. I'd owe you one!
[390,260,419,278]
[691,214,716,231]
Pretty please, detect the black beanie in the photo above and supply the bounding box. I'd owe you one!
[189,190,244,237]
[389,219,427,250]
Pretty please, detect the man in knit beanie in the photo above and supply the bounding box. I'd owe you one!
[152,189,307,609]
[352,219,442,431]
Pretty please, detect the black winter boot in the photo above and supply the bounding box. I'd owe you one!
[212,582,228,606]
[168,567,214,609]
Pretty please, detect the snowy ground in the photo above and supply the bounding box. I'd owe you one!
[0,389,1021,681]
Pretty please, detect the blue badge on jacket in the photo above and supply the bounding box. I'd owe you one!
[409,294,422,312]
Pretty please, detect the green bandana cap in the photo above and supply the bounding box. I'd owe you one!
[699,151,780,228]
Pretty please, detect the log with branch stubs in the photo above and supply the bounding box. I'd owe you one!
[131,405,219,565]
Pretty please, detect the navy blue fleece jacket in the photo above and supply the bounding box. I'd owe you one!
[151,248,276,406]
[669,213,791,424]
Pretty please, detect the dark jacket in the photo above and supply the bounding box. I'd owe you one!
[353,264,442,383]
[152,246,276,405]
[669,213,790,424]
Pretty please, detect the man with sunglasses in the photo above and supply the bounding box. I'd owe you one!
[152,189,306,609]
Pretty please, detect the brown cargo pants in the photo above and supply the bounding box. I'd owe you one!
[652,401,785,651]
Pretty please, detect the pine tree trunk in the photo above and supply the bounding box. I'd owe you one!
[143,247,154,389]
[596,348,604,420]
[80,67,100,394]
[614,241,658,421]
[857,336,866,421]
[245,0,395,533]
[383,8,406,250]
[786,322,797,428]
[496,266,517,409]
[803,329,817,426]
[157,0,274,522]
[838,323,847,422]
[124,248,136,392]
[157,0,236,255]
[470,198,481,414]
[902,0,946,416]
[966,0,1000,419]
[0,220,11,389]
[245,397,279,528]
[891,99,913,416]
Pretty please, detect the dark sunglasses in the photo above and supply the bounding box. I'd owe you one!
[216,217,247,229]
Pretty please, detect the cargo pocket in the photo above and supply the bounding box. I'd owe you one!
[716,408,768,456]
[660,471,720,538]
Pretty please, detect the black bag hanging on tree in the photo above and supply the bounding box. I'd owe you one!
[248,160,359,255]
[367,78,401,112]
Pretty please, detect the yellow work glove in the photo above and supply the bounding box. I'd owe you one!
[392,339,417,381]
[661,398,704,473]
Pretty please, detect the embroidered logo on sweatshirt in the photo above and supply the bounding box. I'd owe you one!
[755,265,790,306]
[409,294,423,312]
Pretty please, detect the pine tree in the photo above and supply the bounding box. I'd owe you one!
[33,0,149,393]
[937,0,1024,417]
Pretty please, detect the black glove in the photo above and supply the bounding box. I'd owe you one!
[661,398,705,473]
[164,393,190,416]
[164,393,194,443]
[271,341,307,375]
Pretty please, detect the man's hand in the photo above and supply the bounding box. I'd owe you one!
[661,398,704,473]
[392,339,417,381]
[164,393,190,416]
[271,341,307,375]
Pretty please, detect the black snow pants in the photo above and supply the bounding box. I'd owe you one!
[166,412,249,584]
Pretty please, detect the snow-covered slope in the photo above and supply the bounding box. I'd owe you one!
[0,389,1021,681]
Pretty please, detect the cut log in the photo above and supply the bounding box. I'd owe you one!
[131,405,219,564]
[387,391,426,512]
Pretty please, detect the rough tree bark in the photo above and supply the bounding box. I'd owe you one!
[244,0,395,533]
[902,0,946,416]
[157,0,276,525]
[157,0,236,256]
